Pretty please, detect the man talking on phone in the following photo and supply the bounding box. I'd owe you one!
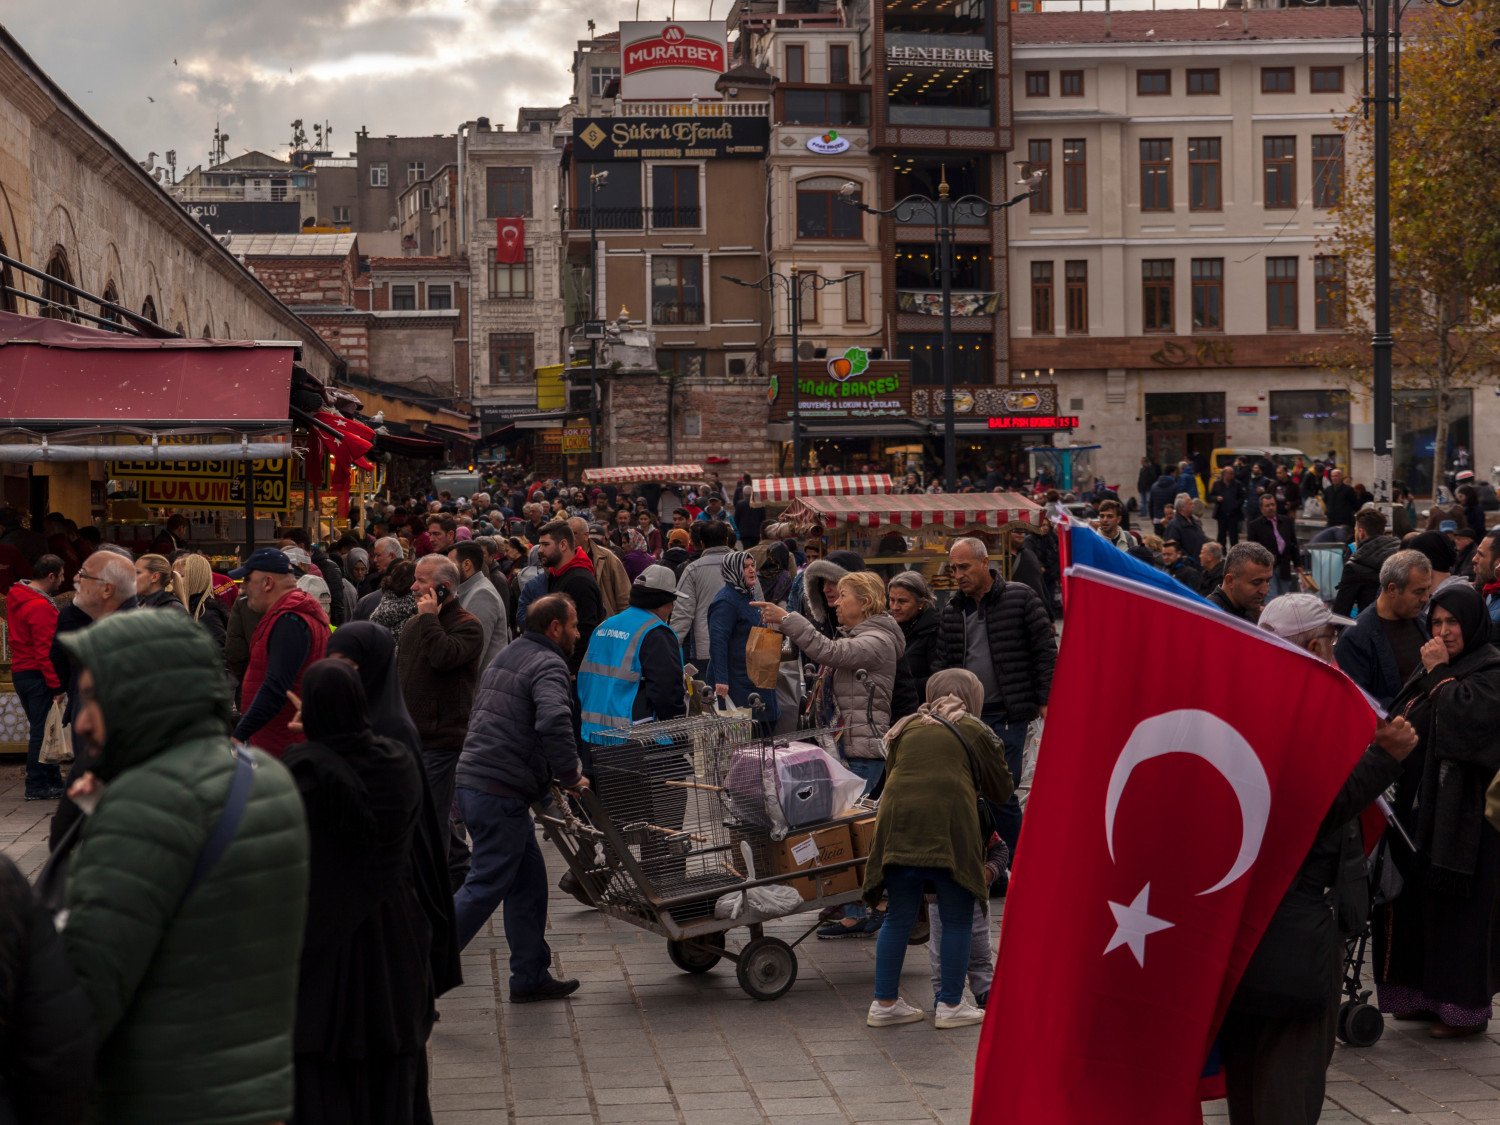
[398,555,484,886]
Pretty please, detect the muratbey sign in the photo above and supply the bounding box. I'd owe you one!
[620,22,727,100]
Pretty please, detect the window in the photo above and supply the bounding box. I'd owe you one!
[1142,260,1174,333]
[683,411,702,438]
[1186,68,1220,95]
[421,188,432,210]
[651,256,704,324]
[488,249,534,298]
[590,66,620,97]
[1188,137,1222,211]
[896,243,990,289]
[577,161,643,230]
[785,45,805,83]
[1191,258,1224,331]
[486,167,533,218]
[1063,140,1087,213]
[782,89,869,125]
[1311,66,1344,93]
[897,333,993,386]
[656,349,705,384]
[797,274,819,325]
[1026,71,1049,97]
[1261,67,1295,94]
[1065,261,1088,334]
[41,247,78,321]
[651,165,700,229]
[1060,70,1084,97]
[428,284,452,310]
[407,161,425,184]
[1263,136,1296,209]
[1139,139,1172,212]
[369,163,388,187]
[1030,262,1054,335]
[331,205,350,224]
[488,333,533,384]
[1315,256,1345,328]
[829,44,850,84]
[391,284,416,310]
[1312,135,1343,209]
[1027,140,1052,213]
[1137,70,1170,96]
[1266,257,1299,330]
[796,178,861,239]
[844,271,866,323]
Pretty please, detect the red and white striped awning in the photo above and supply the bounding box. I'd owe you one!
[581,464,704,484]
[780,492,1041,531]
[749,474,896,505]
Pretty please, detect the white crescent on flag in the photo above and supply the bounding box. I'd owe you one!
[500,222,520,245]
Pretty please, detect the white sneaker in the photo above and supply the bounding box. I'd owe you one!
[934,999,985,1029]
[867,998,925,1027]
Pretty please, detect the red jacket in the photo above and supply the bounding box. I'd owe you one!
[239,588,328,758]
[6,583,60,688]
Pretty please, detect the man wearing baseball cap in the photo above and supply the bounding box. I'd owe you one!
[228,547,329,757]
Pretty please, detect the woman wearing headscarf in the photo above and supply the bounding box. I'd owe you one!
[752,541,797,607]
[1375,583,1500,1038]
[860,668,1012,1030]
[173,554,228,650]
[620,528,657,581]
[326,624,461,1014]
[887,571,939,720]
[283,660,434,1124]
[707,550,779,729]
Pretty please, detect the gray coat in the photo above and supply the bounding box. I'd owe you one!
[670,546,762,665]
[456,632,582,803]
[456,571,509,672]
[779,611,906,760]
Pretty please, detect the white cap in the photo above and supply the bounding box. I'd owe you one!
[282,546,313,571]
[1258,593,1355,639]
[634,564,678,596]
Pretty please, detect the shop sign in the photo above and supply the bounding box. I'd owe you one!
[135,471,292,512]
[986,415,1079,431]
[886,45,995,70]
[897,290,1000,316]
[790,348,905,417]
[562,424,596,455]
[620,22,727,100]
[806,131,851,155]
[1237,405,1259,415]
[574,116,768,161]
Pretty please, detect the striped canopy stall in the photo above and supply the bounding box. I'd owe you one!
[748,473,896,506]
[780,492,1042,531]
[581,464,705,484]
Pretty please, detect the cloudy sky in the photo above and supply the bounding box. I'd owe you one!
[3,0,716,175]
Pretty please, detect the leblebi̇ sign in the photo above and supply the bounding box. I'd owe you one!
[620,22,728,100]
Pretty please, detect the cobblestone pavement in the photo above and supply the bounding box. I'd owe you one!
[7,763,1500,1123]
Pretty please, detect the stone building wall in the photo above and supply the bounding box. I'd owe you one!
[608,372,777,477]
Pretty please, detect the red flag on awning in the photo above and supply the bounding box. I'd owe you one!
[972,566,1379,1125]
[496,216,526,265]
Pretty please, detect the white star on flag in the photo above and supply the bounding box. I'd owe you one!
[1104,883,1174,967]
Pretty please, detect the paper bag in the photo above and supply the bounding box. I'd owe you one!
[745,625,782,690]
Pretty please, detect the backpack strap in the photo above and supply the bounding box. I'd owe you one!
[178,743,257,913]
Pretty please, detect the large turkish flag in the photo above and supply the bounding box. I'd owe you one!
[496,216,526,265]
[972,566,1379,1125]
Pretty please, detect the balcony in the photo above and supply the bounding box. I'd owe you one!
[612,100,770,118]
[562,206,703,235]
[651,302,705,326]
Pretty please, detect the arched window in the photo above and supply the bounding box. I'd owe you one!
[42,246,79,320]
[100,280,122,328]
[202,324,211,338]
[140,295,158,324]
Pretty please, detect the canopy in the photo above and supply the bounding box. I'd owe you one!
[582,464,704,484]
[781,492,1041,531]
[749,473,895,506]
[0,311,296,430]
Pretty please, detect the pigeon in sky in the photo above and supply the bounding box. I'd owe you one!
[146,96,155,102]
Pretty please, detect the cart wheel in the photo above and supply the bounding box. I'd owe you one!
[1342,1002,1385,1048]
[1336,1000,1353,1044]
[736,936,798,1001]
[667,933,725,974]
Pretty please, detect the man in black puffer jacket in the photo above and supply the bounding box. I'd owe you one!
[1332,508,1399,618]
[932,536,1056,863]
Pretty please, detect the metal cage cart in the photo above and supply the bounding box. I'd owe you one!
[536,711,869,1000]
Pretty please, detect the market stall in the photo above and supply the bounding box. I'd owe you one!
[582,464,706,485]
[747,473,896,508]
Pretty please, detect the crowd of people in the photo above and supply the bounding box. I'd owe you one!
[0,458,1496,1125]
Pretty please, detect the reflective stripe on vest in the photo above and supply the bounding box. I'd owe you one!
[578,606,672,744]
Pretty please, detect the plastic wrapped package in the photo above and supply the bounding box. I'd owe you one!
[723,741,867,838]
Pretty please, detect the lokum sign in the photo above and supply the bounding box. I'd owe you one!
[620,22,728,100]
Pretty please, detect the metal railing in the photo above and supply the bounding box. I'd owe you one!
[616,100,771,118]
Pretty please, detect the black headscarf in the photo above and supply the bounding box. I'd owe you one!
[1429,582,1489,657]
[299,659,371,744]
[328,621,422,758]
[1409,529,1458,575]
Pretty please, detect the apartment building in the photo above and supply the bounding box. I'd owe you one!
[1005,9,1433,491]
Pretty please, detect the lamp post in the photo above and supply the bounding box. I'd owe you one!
[587,168,608,469]
[724,268,851,474]
[839,170,1042,494]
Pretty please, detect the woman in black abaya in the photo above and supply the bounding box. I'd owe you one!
[285,659,433,1125]
[1375,584,1500,1038]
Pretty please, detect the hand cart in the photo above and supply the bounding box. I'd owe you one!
[536,709,867,1001]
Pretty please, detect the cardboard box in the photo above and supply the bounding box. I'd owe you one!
[770,824,860,901]
[851,816,877,859]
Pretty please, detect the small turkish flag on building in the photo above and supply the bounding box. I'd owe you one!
[496,216,525,265]
[971,566,1379,1125]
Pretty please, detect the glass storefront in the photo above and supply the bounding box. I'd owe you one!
[891,153,990,226]
[896,332,993,385]
[1394,388,1471,497]
[1269,389,1350,469]
[1144,392,1225,470]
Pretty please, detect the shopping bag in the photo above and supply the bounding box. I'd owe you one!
[1021,715,1043,788]
[745,625,782,690]
[41,696,73,765]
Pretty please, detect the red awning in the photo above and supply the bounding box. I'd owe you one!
[780,492,1042,531]
[582,464,705,484]
[0,311,294,429]
[749,474,895,505]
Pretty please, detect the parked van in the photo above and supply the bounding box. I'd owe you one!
[1208,446,1307,477]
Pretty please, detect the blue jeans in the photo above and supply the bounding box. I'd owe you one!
[14,671,63,795]
[875,865,976,1005]
[844,756,885,796]
[982,716,1028,862]
[453,788,554,991]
